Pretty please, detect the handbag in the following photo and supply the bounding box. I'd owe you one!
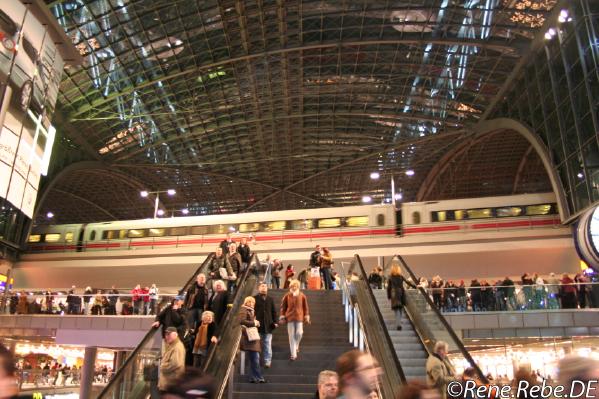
[219,267,228,279]
[244,326,260,342]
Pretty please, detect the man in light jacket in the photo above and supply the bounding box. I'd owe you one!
[426,341,456,399]
[158,326,186,392]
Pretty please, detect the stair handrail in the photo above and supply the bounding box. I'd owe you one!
[202,253,260,398]
[394,254,488,384]
[352,255,407,383]
[97,253,215,399]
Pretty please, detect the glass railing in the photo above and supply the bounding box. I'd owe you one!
[96,253,215,399]
[2,292,183,316]
[341,255,406,399]
[392,254,488,383]
[202,253,260,399]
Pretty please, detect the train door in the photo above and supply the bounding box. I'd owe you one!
[76,224,87,252]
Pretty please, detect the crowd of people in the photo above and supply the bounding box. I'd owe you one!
[4,341,599,399]
[12,361,113,389]
[366,266,599,312]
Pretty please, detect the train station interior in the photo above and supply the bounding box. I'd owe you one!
[0,0,598,398]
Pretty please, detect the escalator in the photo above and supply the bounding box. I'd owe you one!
[97,253,261,399]
[375,254,487,382]
[343,255,407,398]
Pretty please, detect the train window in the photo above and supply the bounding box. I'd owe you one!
[65,232,74,242]
[239,223,260,233]
[497,207,523,217]
[291,219,314,230]
[466,208,493,219]
[376,214,385,226]
[318,218,341,228]
[346,216,369,227]
[90,231,97,241]
[127,229,147,238]
[526,204,553,215]
[149,228,165,237]
[190,226,210,235]
[263,221,286,231]
[209,225,234,235]
[412,212,421,224]
[433,211,446,222]
[28,234,41,243]
[103,230,119,240]
[169,226,189,236]
[45,233,61,242]
[454,210,466,220]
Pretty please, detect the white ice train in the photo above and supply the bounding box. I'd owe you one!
[27,192,560,252]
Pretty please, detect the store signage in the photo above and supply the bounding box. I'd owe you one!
[0,2,64,218]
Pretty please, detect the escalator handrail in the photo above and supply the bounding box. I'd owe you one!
[354,254,407,383]
[97,253,215,398]
[395,254,488,384]
[202,253,259,374]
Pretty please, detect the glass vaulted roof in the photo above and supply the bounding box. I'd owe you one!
[38,0,556,223]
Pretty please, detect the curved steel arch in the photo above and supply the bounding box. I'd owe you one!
[33,161,159,221]
[416,118,569,221]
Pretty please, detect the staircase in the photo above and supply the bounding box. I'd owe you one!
[233,289,353,398]
[372,289,428,380]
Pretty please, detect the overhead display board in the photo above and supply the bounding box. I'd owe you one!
[0,1,63,218]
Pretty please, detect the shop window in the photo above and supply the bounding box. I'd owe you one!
[345,216,369,227]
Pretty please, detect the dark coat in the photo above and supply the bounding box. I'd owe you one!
[239,306,261,352]
[184,283,209,310]
[228,252,243,276]
[309,250,321,267]
[208,291,229,326]
[156,305,188,337]
[387,275,415,310]
[238,244,251,264]
[219,239,234,254]
[253,294,277,334]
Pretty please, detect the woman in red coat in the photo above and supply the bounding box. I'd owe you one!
[283,264,295,289]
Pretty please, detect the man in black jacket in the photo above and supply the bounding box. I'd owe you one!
[238,236,251,266]
[184,273,209,329]
[309,245,321,268]
[253,282,278,367]
[66,286,81,315]
[208,280,229,328]
[106,286,119,315]
[152,296,188,338]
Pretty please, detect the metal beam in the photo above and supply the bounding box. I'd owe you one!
[512,145,534,194]
[479,0,569,120]
[242,130,467,211]
[69,35,528,118]
[52,188,118,220]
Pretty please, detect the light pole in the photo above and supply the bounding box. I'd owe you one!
[140,189,176,218]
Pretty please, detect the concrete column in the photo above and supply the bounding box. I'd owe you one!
[113,350,128,372]
[79,346,97,399]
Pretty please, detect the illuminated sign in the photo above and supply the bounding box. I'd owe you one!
[0,1,64,218]
[0,273,14,292]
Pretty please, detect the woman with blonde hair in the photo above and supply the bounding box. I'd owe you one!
[280,280,310,360]
[239,296,265,383]
[192,310,218,368]
[387,264,416,330]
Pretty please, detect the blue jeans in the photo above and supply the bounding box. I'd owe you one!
[247,351,263,381]
[260,333,273,365]
[287,321,304,358]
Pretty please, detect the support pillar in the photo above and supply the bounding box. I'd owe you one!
[79,347,97,399]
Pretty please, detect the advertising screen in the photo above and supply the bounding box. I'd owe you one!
[0,1,63,219]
